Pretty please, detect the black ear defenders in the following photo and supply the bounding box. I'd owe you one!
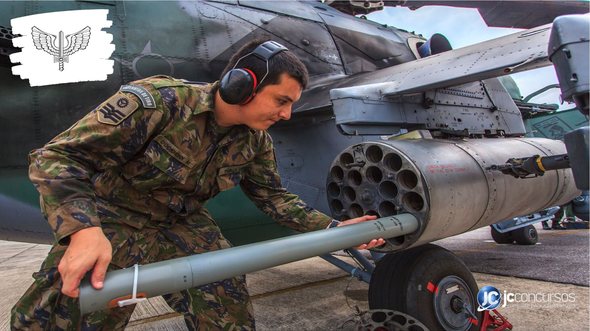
[219,41,288,105]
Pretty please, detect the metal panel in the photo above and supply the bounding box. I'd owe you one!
[331,78,526,136]
[238,0,322,22]
[548,14,589,113]
[270,117,366,214]
[297,23,554,114]
[223,2,343,78]
[525,108,589,140]
[564,126,590,191]
[327,24,553,100]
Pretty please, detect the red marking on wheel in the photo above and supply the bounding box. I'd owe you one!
[426,281,438,293]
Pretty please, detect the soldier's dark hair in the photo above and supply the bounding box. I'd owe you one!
[220,38,309,90]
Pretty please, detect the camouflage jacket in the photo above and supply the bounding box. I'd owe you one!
[29,75,332,244]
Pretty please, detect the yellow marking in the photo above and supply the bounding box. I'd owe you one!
[536,156,546,172]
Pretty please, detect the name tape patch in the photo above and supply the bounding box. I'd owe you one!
[120,84,156,109]
[154,135,196,167]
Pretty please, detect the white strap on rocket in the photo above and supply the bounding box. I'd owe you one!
[117,264,147,307]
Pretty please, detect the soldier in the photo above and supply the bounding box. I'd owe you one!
[11,39,385,330]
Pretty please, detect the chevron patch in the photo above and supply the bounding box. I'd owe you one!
[96,92,139,126]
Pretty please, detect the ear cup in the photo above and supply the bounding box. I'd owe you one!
[219,68,258,105]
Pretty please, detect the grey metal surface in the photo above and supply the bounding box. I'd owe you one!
[0,194,52,244]
[270,116,367,216]
[564,126,589,191]
[548,14,590,113]
[327,23,553,104]
[331,77,525,136]
[327,138,580,252]
[492,206,560,233]
[320,254,371,283]
[79,214,419,314]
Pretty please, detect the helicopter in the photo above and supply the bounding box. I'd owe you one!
[0,1,588,330]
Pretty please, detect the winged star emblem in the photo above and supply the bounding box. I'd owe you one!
[31,26,91,71]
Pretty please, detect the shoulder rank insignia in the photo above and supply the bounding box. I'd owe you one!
[96,92,139,126]
[120,84,157,109]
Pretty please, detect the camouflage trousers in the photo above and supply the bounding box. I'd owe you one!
[11,210,255,330]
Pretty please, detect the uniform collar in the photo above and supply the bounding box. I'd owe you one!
[192,81,259,146]
[189,81,218,115]
[216,123,257,148]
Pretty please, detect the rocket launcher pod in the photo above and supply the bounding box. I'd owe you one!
[79,214,419,314]
[327,137,580,252]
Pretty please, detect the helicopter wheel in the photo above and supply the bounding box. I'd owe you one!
[512,225,538,245]
[369,244,481,331]
[490,226,513,244]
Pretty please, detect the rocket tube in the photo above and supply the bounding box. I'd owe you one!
[79,214,419,314]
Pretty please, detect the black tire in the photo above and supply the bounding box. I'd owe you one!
[369,244,481,331]
[490,226,513,244]
[512,225,538,245]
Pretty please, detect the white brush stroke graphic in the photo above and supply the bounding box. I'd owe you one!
[31,26,91,71]
[10,9,114,86]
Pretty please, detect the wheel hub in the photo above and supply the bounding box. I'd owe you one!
[432,275,476,331]
[450,296,464,314]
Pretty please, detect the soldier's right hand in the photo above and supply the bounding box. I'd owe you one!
[58,227,112,298]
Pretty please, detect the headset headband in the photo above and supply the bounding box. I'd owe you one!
[232,41,288,88]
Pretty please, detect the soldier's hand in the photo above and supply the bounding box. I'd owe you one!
[58,227,112,298]
[337,215,386,249]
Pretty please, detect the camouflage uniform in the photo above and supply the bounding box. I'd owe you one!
[11,75,332,330]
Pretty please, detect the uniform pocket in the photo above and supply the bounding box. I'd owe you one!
[144,135,195,184]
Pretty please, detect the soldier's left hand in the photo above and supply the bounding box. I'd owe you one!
[337,215,386,249]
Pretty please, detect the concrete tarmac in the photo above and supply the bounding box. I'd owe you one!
[1,224,588,330]
[436,223,589,286]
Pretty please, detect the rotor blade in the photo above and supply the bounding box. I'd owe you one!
[384,1,589,28]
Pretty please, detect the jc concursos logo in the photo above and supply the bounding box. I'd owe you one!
[477,285,501,311]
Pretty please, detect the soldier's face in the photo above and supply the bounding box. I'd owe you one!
[241,73,302,130]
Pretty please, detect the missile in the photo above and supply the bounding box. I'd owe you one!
[327,137,580,252]
[79,214,419,314]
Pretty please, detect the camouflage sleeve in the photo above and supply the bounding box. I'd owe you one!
[29,86,169,244]
[240,132,332,232]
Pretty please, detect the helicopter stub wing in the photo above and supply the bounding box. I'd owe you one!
[296,23,552,114]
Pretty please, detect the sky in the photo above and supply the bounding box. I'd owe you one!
[366,5,571,109]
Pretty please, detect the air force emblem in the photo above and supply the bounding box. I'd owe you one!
[96,92,139,126]
[10,9,113,86]
[31,26,91,71]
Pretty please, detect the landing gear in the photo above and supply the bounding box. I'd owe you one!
[490,225,538,245]
[369,244,481,331]
[490,226,512,244]
[511,225,538,245]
